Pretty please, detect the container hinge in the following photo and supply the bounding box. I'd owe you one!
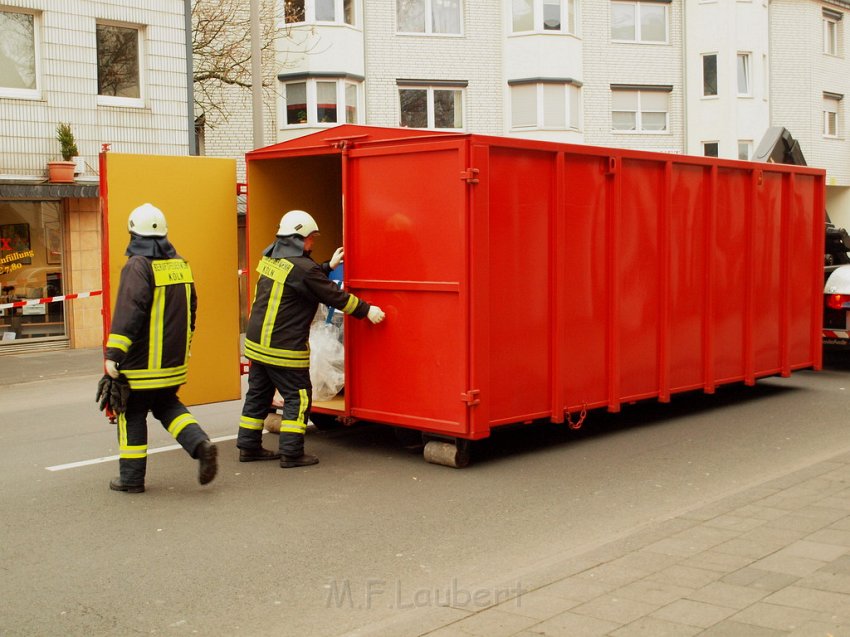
[461,389,480,406]
[460,168,480,184]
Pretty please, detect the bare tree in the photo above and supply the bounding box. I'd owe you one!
[192,0,292,126]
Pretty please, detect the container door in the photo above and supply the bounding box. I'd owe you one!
[345,140,470,436]
[101,153,241,406]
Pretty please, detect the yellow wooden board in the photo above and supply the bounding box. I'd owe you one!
[103,153,240,405]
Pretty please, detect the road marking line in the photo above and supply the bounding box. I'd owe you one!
[45,434,239,471]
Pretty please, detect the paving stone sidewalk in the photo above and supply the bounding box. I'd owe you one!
[410,454,850,637]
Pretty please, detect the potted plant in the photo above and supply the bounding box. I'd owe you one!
[47,122,78,183]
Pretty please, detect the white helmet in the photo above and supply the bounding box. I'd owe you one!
[277,209,319,237]
[128,203,167,237]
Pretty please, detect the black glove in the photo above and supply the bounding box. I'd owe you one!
[95,374,131,415]
[110,375,131,414]
[96,374,112,412]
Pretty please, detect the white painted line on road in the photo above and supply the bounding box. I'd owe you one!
[45,434,239,471]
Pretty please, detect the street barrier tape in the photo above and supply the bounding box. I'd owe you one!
[0,290,102,311]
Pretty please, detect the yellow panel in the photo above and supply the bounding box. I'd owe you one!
[103,153,240,405]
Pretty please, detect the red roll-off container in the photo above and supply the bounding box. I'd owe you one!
[245,125,824,455]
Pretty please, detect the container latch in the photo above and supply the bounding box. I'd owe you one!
[460,168,480,184]
[461,389,480,406]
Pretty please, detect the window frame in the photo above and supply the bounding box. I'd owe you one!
[611,87,670,134]
[396,0,463,36]
[509,80,581,131]
[737,140,752,161]
[702,52,718,98]
[398,83,465,131]
[823,11,842,56]
[511,0,578,35]
[610,1,669,45]
[703,141,719,158]
[280,76,363,128]
[0,7,41,100]
[284,0,357,26]
[824,93,841,138]
[96,20,145,108]
[736,52,751,97]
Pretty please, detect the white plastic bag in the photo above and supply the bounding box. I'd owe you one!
[309,317,345,401]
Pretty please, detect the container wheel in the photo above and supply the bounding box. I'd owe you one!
[423,439,471,468]
[310,412,341,431]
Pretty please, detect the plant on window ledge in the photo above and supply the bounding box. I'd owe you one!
[47,122,78,183]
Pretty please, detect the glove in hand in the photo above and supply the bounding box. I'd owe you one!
[367,305,385,324]
[330,247,344,270]
[95,374,131,415]
[96,374,112,412]
[105,359,120,379]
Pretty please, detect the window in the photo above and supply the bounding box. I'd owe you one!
[282,77,361,127]
[611,1,667,43]
[703,142,719,157]
[0,9,39,98]
[737,140,751,160]
[96,23,143,106]
[285,0,355,25]
[397,0,461,34]
[512,0,577,34]
[510,81,580,130]
[824,94,841,137]
[611,88,669,132]
[824,10,842,56]
[702,53,717,97]
[737,53,751,96]
[399,84,463,129]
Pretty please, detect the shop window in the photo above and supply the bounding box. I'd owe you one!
[0,202,66,344]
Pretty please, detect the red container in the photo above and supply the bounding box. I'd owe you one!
[246,125,824,463]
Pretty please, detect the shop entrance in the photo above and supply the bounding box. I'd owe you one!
[0,201,66,346]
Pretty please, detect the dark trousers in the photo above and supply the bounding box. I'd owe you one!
[117,387,209,485]
[238,362,312,458]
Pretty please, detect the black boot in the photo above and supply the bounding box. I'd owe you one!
[196,440,218,485]
[109,477,145,493]
[280,453,319,468]
[239,447,281,462]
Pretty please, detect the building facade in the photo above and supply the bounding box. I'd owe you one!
[0,0,193,352]
[199,0,849,223]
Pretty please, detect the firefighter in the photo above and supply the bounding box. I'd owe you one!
[104,203,218,493]
[237,209,385,467]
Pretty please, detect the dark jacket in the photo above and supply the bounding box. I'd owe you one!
[244,252,369,368]
[105,255,197,390]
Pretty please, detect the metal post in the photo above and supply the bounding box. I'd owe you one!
[184,0,197,155]
[250,0,264,149]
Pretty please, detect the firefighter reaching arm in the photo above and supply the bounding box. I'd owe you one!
[237,209,384,468]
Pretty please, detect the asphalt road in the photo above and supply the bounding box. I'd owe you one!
[3,355,850,636]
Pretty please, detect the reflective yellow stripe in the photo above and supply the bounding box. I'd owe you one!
[260,280,284,347]
[244,349,311,368]
[107,333,132,352]
[168,413,197,438]
[239,415,265,431]
[280,421,307,434]
[118,412,128,448]
[343,294,359,314]
[296,389,308,424]
[148,286,165,369]
[122,364,189,379]
[127,374,188,390]
[185,284,192,361]
[244,339,309,359]
[117,414,147,458]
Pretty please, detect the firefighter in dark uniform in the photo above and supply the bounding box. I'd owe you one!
[237,209,385,467]
[104,203,218,493]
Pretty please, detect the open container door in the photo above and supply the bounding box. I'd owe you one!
[345,138,472,438]
[100,153,241,406]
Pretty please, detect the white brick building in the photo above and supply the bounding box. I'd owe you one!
[0,0,193,353]
[202,0,849,223]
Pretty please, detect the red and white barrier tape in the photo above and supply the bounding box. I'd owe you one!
[0,290,102,311]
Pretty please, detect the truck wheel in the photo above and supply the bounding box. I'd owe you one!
[310,412,341,431]
[423,439,471,468]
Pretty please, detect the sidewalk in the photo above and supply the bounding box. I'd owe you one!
[355,454,850,637]
[6,349,850,636]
